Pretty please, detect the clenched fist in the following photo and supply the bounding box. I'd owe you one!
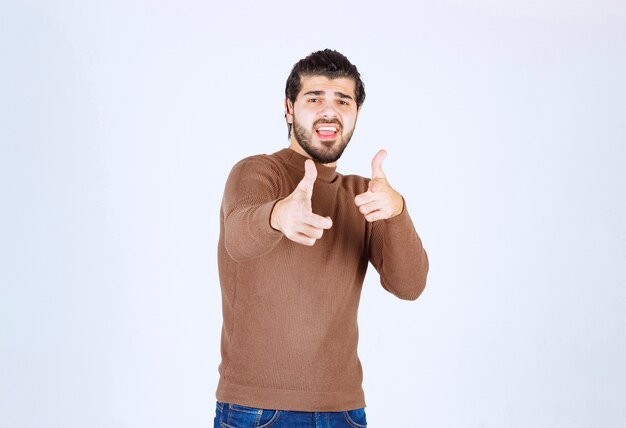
[354,149,404,222]
[270,159,333,246]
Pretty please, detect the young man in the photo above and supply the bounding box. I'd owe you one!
[213,49,429,427]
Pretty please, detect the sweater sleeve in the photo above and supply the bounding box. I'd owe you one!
[368,198,429,300]
[222,157,285,262]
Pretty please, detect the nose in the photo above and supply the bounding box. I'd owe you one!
[318,101,339,119]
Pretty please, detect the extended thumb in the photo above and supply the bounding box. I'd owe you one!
[368,179,382,193]
[371,149,387,179]
[297,159,317,198]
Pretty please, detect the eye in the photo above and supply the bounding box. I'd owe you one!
[338,100,350,106]
[307,98,319,103]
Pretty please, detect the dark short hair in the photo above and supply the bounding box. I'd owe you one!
[285,49,366,138]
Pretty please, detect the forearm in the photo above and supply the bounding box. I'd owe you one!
[221,157,285,262]
[224,199,284,262]
[370,206,429,300]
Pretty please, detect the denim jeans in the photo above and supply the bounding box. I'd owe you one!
[213,401,367,428]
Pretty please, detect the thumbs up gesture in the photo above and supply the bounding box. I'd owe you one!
[270,159,333,246]
[354,149,404,222]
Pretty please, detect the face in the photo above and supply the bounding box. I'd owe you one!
[286,75,360,164]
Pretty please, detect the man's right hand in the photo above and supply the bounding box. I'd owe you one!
[270,159,333,246]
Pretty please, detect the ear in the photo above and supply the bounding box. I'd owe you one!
[284,98,294,124]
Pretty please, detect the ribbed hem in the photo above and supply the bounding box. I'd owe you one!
[216,378,366,412]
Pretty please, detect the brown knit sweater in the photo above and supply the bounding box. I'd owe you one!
[215,148,429,412]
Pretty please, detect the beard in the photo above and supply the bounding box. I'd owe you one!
[292,116,355,164]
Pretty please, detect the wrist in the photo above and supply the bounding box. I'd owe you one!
[270,199,283,231]
[392,194,405,218]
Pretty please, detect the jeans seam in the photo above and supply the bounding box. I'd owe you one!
[343,410,367,428]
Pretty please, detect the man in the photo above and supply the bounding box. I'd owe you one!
[213,49,429,428]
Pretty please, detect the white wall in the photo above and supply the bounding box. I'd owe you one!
[1,1,625,427]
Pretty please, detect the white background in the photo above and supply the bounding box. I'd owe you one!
[1,1,625,427]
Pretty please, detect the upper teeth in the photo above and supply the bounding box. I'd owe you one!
[318,127,337,132]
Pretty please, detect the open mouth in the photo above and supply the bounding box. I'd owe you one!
[315,125,339,140]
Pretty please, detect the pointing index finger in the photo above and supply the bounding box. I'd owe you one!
[305,213,333,230]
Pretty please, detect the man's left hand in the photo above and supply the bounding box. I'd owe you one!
[354,149,404,222]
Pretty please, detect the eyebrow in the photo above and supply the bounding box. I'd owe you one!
[302,90,354,101]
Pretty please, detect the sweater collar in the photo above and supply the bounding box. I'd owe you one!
[274,148,338,183]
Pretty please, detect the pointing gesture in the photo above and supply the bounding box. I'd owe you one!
[354,149,404,222]
[271,159,333,245]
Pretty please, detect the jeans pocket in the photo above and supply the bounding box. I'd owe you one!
[221,403,281,428]
[257,408,280,428]
[343,407,367,428]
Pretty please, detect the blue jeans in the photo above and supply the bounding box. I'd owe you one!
[213,401,367,428]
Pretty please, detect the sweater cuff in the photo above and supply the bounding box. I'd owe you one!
[257,198,285,240]
[383,196,412,229]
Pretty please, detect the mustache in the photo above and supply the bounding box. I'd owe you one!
[313,118,343,129]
